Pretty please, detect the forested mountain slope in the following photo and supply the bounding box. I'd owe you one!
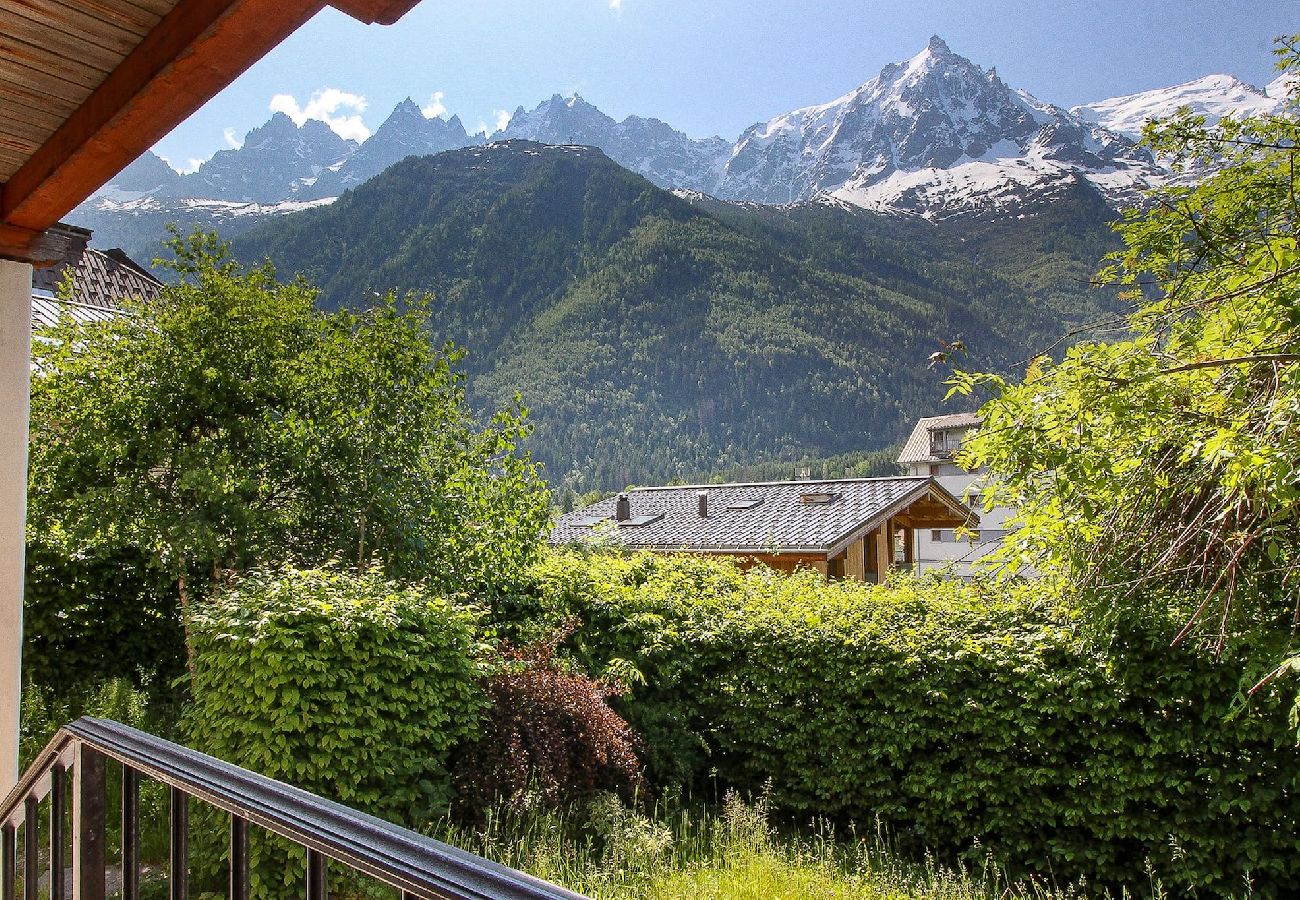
[232,141,1122,491]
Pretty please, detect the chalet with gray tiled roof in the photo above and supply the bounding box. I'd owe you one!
[29,223,161,330]
[897,413,983,466]
[550,476,977,581]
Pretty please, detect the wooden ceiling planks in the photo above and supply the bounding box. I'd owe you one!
[0,0,169,184]
[3,4,138,67]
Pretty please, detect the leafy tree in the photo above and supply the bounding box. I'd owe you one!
[28,231,549,670]
[951,38,1300,684]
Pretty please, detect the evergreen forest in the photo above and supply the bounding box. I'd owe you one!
[231,141,1124,491]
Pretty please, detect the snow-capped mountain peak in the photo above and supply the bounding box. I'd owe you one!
[1267,70,1298,103]
[1071,74,1282,138]
[716,36,1159,214]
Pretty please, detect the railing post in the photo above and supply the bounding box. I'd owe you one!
[2,822,14,900]
[306,848,327,900]
[169,788,187,900]
[49,762,64,900]
[229,815,248,900]
[72,744,106,900]
[23,796,37,900]
[121,766,139,900]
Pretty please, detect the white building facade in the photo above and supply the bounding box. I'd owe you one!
[897,413,1015,578]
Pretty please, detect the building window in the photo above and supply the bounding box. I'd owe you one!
[928,464,941,476]
[930,529,943,541]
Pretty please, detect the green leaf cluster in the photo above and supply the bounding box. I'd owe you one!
[951,38,1300,668]
[184,565,487,897]
[499,549,1300,895]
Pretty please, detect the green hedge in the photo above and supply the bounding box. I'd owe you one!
[186,566,487,896]
[499,550,1300,896]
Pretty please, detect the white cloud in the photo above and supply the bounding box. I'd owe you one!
[421,91,447,118]
[493,109,512,133]
[223,127,243,150]
[609,0,622,9]
[269,88,371,142]
[166,157,206,174]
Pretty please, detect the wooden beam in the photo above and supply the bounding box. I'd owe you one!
[0,221,85,265]
[846,537,866,581]
[1,0,326,243]
[874,520,891,582]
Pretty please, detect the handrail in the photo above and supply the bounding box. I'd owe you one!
[1,717,587,900]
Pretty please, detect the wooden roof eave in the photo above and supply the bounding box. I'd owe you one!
[0,0,422,264]
[823,480,977,559]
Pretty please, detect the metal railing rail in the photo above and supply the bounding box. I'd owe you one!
[0,717,587,900]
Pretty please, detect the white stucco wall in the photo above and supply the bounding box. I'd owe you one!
[907,459,1015,578]
[0,259,31,790]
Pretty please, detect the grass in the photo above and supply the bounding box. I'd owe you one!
[432,791,1084,900]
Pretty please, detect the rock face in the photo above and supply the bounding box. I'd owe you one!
[183,113,357,203]
[93,151,183,199]
[715,36,1162,216]
[499,94,731,192]
[312,98,485,196]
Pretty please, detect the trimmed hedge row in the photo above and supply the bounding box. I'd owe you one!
[500,550,1300,896]
[186,567,486,896]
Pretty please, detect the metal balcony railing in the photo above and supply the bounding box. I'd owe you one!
[0,717,586,900]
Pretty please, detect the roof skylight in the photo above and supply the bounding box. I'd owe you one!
[799,491,839,505]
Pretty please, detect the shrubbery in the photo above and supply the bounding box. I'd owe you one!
[185,566,486,896]
[498,549,1300,895]
[454,625,643,818]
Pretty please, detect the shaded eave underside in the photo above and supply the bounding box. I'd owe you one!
[0,0,420,262]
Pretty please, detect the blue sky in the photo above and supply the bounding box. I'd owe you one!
[153,0,1296,173]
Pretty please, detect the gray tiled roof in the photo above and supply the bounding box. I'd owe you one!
[31,246,161,315]
[550,477,975,555]
[31,294,123,330]
[897,413,983,465]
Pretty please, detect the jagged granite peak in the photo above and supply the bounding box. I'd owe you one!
[90,150,182,200]
[182,113,357,203]
[715,36,1161,214]
[498,93,730,192]
[1072,73,1283,138]
[312,97,483,196]
[499,93,620,143]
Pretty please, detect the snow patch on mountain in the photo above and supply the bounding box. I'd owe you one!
[1071,74,1282,138]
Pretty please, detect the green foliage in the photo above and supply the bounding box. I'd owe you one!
[22,540,184,697]
[498,550,1300,895]
[949,39,1300,672]
[28,230,548,673]
[436,791,1065,900]
[185,566,487,896]
[231,142,1123,493]
[20,677,159,769]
